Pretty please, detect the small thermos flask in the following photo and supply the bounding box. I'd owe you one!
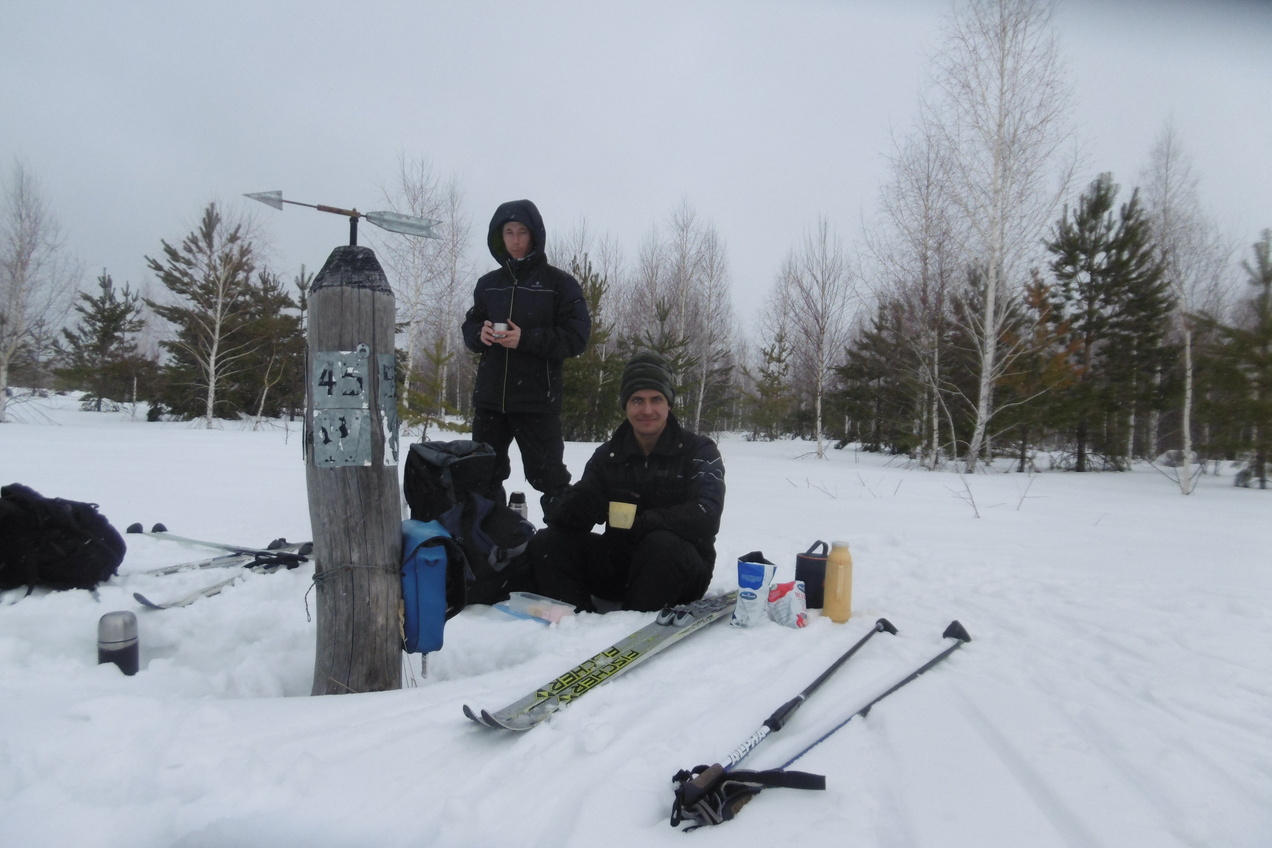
[509,491,529,520]
[823,541,854,623]
[97,611,139,675]
[795,540,829,609]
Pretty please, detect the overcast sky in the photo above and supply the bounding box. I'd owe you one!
[4,0,1270,328]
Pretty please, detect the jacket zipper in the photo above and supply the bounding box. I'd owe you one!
[500,260,519,412]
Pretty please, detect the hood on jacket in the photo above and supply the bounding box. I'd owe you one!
[487,199,547,265]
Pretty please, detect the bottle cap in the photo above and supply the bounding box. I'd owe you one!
[97,611,138,647]
[831,540,850,549]
[509,491,526,504]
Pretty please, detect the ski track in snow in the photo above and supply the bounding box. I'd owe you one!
[2,395,1271,846]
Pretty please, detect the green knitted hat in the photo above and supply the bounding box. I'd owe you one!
[619,350,676,408]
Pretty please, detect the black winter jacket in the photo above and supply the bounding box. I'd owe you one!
[549,412,725,567]
[462,200,590,414]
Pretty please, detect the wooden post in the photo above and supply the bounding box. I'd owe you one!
[305,245,401,695]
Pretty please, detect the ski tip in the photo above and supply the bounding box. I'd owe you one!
[481,709,534,731]
[875,617,898,635]
[462,705,488,727]
[151,523,168,533]
[943,620,972,643]
[298,542,314,556]
[125,523,143,534]
[132,592,160,610]
[267,537,286,550]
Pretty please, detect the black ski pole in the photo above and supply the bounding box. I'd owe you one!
[672,617,896,823]
[729,616,897,769]
[778,619,971,769]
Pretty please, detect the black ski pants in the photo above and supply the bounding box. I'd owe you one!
[472,409,571,505]
[528,525,712,613]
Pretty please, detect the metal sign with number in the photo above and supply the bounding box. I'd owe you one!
[311,345,372,467]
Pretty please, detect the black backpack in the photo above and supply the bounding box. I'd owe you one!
[404,440,501,521]
[436,492,536,606]
[403,439,535,607]
[0,483,127,591]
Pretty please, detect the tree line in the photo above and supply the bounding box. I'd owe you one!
[2,0,1268,491]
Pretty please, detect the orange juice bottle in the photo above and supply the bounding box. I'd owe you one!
[823,541,853,623]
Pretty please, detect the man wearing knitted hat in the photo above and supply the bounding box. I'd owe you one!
[527,351,725,612]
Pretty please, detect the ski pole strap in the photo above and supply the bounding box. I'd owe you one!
[670,763,825,829]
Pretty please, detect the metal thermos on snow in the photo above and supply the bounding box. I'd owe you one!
[97,611,139,675]
[509,491,529,520]
[823,541,853,623]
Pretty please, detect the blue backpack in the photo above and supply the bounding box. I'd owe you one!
[400,496,536,653]
[401,519,465,654]
[400,438,537,655]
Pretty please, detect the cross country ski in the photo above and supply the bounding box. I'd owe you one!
[132,548,310,610]
[125,523,302,559]
[464,592,738,731]
[134,575,243,609]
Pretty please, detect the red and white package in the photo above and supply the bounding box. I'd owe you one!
[767,580,809,629]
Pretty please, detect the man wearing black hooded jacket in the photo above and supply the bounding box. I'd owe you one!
[462,199,590,518]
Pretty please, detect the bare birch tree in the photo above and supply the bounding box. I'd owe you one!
[685,226,736,432]
[780,216,857,459]
[925,0,1075,471]
[1141,124,1234,493]
[556,217,627,296]
[866,129,963,467]
[372,154,472,428]
[619,200,737,432]
[624,226,666,331]
[556,216,628,399]
[0,161,78,421]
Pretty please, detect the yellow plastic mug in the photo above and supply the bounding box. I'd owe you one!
[608,501,636,529]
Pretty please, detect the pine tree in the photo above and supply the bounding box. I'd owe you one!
[1239,231,1272,486]
[144,203,259,423]
[54,271,148,411]
[1205,230,1272,487]
[1045,174,1170,470]
[1108,188,1175,460]
[234,269,306,422]
[837,300,916,454]
[621,298,696,408]
[400,334,466,438]
[741,328,796,441]
[560,254,621,441]
[993,271,1080,471]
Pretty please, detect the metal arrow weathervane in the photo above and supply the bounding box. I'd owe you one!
[244,190,441,245]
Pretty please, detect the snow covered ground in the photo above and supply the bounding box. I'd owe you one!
[2,393,1269,847]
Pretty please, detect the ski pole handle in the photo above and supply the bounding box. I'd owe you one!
[770,694,813,731]
[681,763,726,808]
